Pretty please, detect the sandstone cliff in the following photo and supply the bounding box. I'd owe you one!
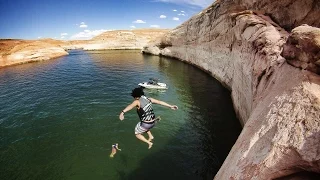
[142,0,320,179]
[0,39,68,67]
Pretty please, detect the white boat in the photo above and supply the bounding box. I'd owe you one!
[138,78,168,89]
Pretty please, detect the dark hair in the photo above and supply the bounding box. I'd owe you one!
[131,87,144,98]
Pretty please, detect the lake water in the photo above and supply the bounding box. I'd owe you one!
[0,50,242,180]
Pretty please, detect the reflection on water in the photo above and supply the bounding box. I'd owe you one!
[0,50,241,180]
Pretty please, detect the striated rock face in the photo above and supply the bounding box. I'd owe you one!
[0,39,68,67]
[235,0,320,30]
[143,0,320,179]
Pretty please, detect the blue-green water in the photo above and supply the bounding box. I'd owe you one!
[0,50,242,180]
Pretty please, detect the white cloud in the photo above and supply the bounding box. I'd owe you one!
[155,0,212,8]
[150,25,160,28]
[181,10,185,13]
[38,36,41,39]
[60,33,68,36]
[79,22,88,28]
[173,9,177,11]
[173,17,179,21]
[133,19,146,23]
[70,29,109,40]
[160,15,166,18]
[178,13,185,16]
[61,36,65,39]
[130,26,136,28]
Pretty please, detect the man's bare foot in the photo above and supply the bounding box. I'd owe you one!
[148,136,154,141]
[148,142,153,149]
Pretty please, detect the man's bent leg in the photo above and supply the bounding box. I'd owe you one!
[136,134,153,149]
[146,131,154,141]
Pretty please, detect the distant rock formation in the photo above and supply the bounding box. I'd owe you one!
[0,29,169,68]
[0,39,68,67]
[67,29,170,50]
[142,0,320,179]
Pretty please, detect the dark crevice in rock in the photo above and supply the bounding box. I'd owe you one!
[284,0,295,8]
[274,171,320,180]
[265,13,291,32]
[228,37,235,52]
[158,42,172,50]
[256,69,266,90]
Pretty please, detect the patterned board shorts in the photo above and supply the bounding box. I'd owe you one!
[134,122,155,134]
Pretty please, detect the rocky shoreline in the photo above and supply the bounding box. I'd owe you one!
[0,29,169,68]
[142,0,320,179]
[0,39,68,67]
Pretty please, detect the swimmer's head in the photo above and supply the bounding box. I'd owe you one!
[131,87,144,98]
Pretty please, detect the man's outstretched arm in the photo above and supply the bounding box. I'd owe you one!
[149,98,178,110]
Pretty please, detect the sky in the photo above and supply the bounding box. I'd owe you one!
[0,0,214,40]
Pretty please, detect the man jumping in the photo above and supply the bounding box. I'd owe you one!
[119,88,178,149]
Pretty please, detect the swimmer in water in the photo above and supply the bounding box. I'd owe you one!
[110,143,121,158]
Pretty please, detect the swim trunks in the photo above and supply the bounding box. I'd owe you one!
[134,121,155,134]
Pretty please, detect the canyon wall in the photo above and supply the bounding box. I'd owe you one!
[142,0,320,179]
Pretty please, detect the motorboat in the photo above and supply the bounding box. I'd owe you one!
[138,78,168,89]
